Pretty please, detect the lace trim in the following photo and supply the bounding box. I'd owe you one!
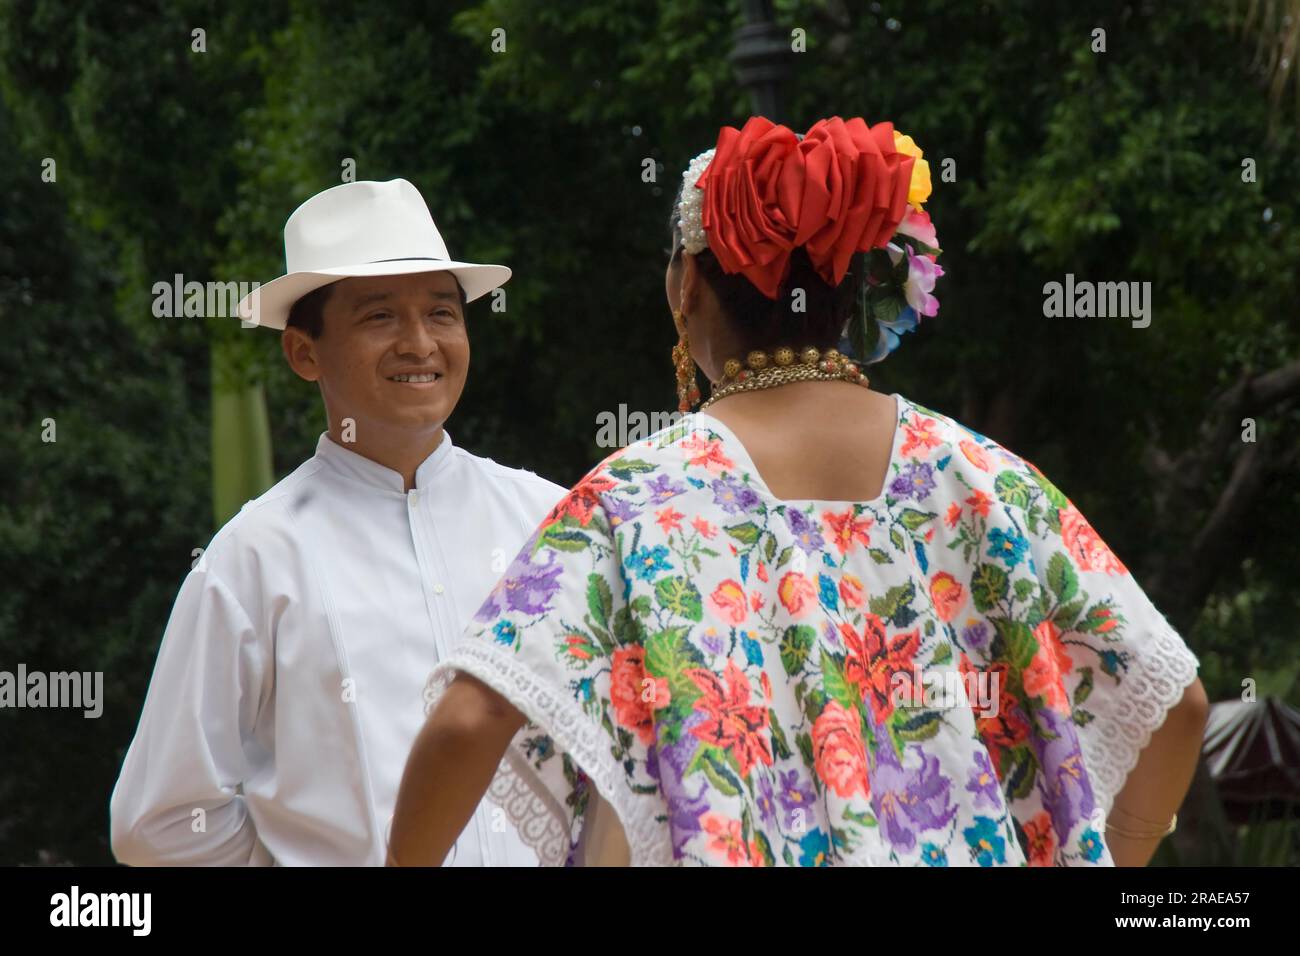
[1078,618,1201,820]
[423,641,677,867]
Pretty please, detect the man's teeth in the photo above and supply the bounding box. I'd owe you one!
[389,373,441,382]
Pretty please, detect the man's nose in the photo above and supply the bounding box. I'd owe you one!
[393,311,439,356]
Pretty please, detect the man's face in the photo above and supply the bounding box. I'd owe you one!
[284,271,470,439]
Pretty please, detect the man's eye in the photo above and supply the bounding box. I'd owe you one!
[366,312,393,321]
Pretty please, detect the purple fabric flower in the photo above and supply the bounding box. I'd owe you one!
[777,768,817,830]
[871,743,958,854]
[961,621,990,651]
[889,462,936,501]
[711,475,760,515]
[501,550,565,616]
[645,473,687,504]
[1031,707,1095,841]
[604,495,642,528]
[699,629,726,656]
[785,507,825,554]
[965,749,1004,811]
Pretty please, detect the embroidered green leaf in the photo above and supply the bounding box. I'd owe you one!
[1046,552,1078,602]
[1030,469,1070,510]
[869,547,893,564]
[700,749,741,797]
[1074,666,1094,706]
[1004,745,1039,801]
[893,708,943,743]
[725,521,762,545]
[899,508,937,532]
[890,526,906,551]
[586,573,613,628]
[1053,598,1085,629]
[795,731,815,770]
[1013,577,1038,603]
[606,458,658,480]
[994,470,1034,509]
[776,545,793,569]
[970,563,1009,611]
[821,649,859,711]
[868,581,916,625]
[764,533,777,563]
[541,528,591,553]
[769,709,794,760]
[932,641,953,665]
[996,617,1039,671]
[654,575,703,621]
[780,625,817,676]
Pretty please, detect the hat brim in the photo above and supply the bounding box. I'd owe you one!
[234,259,511,330]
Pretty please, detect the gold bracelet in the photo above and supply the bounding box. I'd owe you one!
[1105,813,1177,839]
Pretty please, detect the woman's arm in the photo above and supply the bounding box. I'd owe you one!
[388,673,526,866]
[1105,676,1210,867]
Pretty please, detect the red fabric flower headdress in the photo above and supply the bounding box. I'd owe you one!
[675,115,942,362]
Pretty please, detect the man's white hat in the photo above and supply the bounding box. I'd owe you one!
[235,178,510,330]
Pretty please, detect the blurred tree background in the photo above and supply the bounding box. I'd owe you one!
[1,0,1296,864]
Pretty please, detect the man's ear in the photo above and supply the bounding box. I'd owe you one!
[281,327,321,382]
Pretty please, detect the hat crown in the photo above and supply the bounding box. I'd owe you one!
[283,179,450,273]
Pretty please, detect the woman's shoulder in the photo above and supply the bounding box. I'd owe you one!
[892,393,1068,512]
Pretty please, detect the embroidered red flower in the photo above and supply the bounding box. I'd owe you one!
[686,660,772,778]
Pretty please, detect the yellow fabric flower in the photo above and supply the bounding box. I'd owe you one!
[893,130,932,210]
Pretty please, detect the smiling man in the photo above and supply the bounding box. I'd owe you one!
[110,179,566,866]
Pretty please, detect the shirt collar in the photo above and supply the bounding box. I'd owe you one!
[314,429,456,494]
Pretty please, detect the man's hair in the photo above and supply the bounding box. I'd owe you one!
[285,276,469,339]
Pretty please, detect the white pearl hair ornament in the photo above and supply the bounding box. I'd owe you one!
[676,148,715,255]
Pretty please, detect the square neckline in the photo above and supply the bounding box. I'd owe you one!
[688,391,905,509]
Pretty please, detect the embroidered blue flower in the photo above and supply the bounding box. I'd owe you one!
[964,816,1007,867]
[630,544,672,581]
[986,527,1029,568]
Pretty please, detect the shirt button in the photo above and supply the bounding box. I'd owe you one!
[434,583,445,595]
[409,490,420,506]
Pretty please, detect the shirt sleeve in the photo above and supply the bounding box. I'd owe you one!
[110,565,273,866]
[1014,461,1201,820]
[425,475,647,866]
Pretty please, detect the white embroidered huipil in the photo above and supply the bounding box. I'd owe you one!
[110,430,567,866]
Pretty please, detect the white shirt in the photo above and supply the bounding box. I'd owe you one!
[110,429,568,866]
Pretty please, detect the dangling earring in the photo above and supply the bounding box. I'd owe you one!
[671,308,701,413]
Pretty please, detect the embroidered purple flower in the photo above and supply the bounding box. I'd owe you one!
[777,768,817,830]
[963,815,1006,866]
[870,743,958,854]
[965,750,1003,811]
[630,544,673,580]
[475,549,564,622]
[604,495,642,529]
[785,507,825,554]
[986,527,1029,568]
[645,472,687,504]
[711,474,760,515]
[889,461,936,500]
[1031,707,1095,841]
[961,620,990,651]
[698,628,726,657]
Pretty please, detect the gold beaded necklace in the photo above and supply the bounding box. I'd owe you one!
[698,346,870,411]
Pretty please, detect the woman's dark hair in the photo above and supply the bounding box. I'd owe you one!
[667,184,865,353]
